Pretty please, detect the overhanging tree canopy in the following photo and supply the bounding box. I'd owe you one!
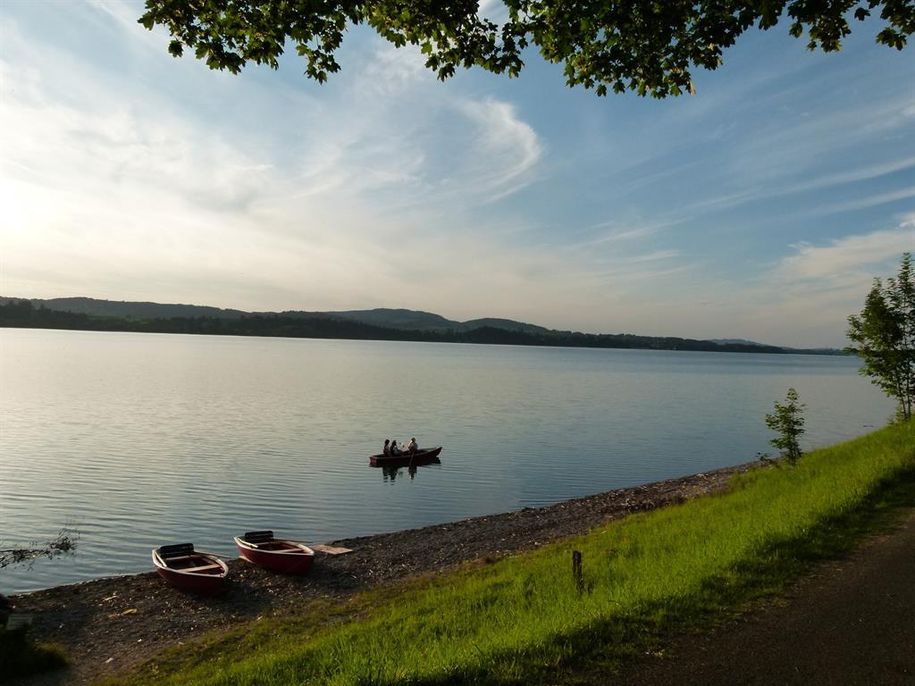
[140,1,914,97]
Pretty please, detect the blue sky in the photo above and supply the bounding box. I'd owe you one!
[1,1,913,347]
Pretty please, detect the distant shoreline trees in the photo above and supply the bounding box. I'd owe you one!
[0,298,838,356]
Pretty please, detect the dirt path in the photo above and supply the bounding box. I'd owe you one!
[615,508,915,685]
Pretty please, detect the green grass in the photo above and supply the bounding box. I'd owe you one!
[115,421,915,686]
[0,626,68,683]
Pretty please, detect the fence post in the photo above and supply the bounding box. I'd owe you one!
[572,550,583,595]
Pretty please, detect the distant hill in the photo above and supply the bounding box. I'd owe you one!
[460,318,550,335]
[321,308,459,331]
[320,310,551,334]
[0,296,246,320]
[0,299,551,335]
[709,338,768,347]
[0,296,845,355]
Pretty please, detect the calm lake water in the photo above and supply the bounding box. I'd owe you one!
[0,328,893,592]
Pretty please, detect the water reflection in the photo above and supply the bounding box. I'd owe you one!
[381,459,442,483]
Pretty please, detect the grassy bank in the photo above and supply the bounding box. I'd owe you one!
[0,627,68,684]
[116,421,914,686]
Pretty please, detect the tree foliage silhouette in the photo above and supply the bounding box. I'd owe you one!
[140,1,915,98]
[847,252,915,421]
[765,387,806,464]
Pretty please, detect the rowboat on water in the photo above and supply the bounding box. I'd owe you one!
[152,543,229,595]
[369,446,442,467]
[234,530,315,575]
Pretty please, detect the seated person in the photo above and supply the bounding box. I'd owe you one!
[390,440,401,456]
[383,439,390,456]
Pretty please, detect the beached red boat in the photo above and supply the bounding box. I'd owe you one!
[234,531,315,575]
[369,446,442,467]
[152,543,228,595]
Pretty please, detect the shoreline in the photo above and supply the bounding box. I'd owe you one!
[0,324,845,357]
[12,461,757,684]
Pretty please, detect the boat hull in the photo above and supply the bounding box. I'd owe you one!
[152,547,228,595]
[234,538,315,575]
[369,446,442,467]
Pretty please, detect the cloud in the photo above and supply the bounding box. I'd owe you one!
[707,220,915,346]
[0,10,553,320]
[361,44,428,96]
[790,155,915,194]
[731,93,915,181]
[808,186,915,216]
[585,223,665,246]
[775,223,914,283]
[453,98,543,201]
[591,221,915,347]
[86,0,153,42]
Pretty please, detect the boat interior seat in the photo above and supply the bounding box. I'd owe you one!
[182,562,223,573]
[243,530,275,544]
[159,543,195,559]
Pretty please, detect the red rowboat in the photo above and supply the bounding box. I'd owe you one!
[152,543,228,595]
[234,531,315,575]
[369,446,442,467]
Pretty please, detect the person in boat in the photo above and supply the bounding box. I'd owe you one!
[383,439,391,456]
[407,437,418,454]
[390,439,401,456]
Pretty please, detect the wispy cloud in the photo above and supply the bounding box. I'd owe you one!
[455,98,543,201]
[791,155,915,194]
[587,224,665,245]
[0,10,552,319]
[807,186,915,216]
[732,94,915,180]
[774,223,914,283]
[713,221,915,345]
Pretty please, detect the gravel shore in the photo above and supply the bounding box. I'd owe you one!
[11,462,755,685]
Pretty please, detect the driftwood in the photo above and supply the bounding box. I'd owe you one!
[0,529,78,569]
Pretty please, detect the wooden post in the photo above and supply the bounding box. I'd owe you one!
[572,550,583,594]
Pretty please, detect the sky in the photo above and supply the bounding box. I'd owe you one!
[1,1,913,347]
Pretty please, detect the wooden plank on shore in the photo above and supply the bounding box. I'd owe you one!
[6,613,33,631]
[311,544,353,555]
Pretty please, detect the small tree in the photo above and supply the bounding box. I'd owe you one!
[847,252,915,422]
[765,388,806,464]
